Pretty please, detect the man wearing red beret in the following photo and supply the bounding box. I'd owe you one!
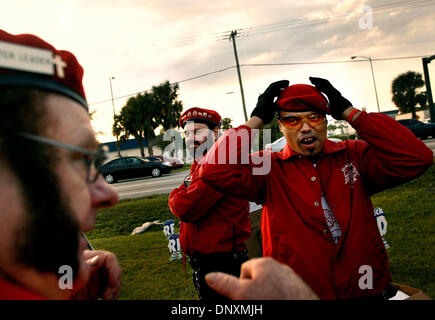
[168,107,251,300]
[0,29,121,299]
[199,79,433,299]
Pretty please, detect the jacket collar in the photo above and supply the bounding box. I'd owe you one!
[275,138,347,161]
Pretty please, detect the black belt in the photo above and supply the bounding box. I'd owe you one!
[189,249,249,265]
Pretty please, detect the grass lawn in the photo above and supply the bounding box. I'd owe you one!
[86,161,434,299]
[85,194,198,299]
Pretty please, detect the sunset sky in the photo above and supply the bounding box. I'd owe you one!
[2,0,434,142]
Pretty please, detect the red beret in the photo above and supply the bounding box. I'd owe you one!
[179,107,222,129]
[276,84,329,114]
[0,29,87,110]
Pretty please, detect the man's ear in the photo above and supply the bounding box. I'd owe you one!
[278,120,283,133]
[213,126,219,139]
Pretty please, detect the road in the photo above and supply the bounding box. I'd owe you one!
[112,170,188,200]
[114,138,435,200]
[425,137,435,154]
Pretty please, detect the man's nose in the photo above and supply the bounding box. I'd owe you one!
[89,175,119,209]
[300,121,313,132]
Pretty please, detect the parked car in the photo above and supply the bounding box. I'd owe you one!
[265,136,342,152]
[154,155,184,169]
[397,119,435,140]
[101,156,172,184]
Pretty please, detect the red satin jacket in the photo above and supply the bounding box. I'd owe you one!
[199,112,433,299]
[168,161,251,255]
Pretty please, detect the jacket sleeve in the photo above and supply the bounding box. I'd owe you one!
[198,125,268,203]
[168,173,224,222]
[351,111,433,194]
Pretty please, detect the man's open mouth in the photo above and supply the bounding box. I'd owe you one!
[300,136,317,147]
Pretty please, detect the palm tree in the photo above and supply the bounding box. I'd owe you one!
[392,71,427,119]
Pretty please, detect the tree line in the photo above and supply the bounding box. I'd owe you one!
[112,71,430,157]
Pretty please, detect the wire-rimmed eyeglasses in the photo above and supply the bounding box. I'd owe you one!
[18,132,108,183]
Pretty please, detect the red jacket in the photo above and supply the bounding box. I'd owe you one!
[168,161,251,255]
[0,277,46,300]
[199,112,433,299]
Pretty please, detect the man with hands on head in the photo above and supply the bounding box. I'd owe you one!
[0,29,121,300]
[199,77,433,300]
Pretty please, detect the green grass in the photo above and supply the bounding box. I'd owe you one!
[170,164,191,175]
[371,162,435,298]
[90,234,197,299]
[85,193,198,299]
[86,194,175,240]
[86,161,434,299]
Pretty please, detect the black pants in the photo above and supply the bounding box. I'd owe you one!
[188,250,249,301]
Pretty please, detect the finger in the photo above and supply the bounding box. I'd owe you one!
[309,77,331,92]
[205,272,241,299]
[309,77,322,86]
[83,250,122,300]
[102,253,122,300]
[268,80,289,95]
[239,259,258,279]
[87,255,100,267]
[82,249,99,260]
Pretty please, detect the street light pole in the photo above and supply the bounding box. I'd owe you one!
[422,55,435,123]
[109,76,121,157]
[351,56,380,113]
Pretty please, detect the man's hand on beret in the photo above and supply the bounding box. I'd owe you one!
[309,77,353,120]
[250,80,289,125]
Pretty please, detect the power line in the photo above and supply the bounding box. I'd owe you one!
[153,0,434,47]
[241,55,431,67]
[88,66,236,106]
[238,39,435,54]
[88,54,431,106]
[233,0,435,39]
[168,39,435,68]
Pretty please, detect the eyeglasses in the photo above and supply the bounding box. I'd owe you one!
[278,113,325,129]
[18,132,108,183]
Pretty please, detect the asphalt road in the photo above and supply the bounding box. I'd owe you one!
[113,138,435,200]
[425,137,435,154]
[112,170,188,200]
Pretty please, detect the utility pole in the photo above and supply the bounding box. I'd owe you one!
[229,30,248,122]
[422,55,435,123]
[109,76,121,157]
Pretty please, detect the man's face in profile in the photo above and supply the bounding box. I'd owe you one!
[0,93,118,299]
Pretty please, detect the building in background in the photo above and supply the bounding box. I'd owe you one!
[103,138,161,161]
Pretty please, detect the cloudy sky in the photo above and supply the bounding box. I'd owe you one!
[2,0,435,142]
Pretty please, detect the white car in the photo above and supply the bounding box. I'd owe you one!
[265,136,342,152]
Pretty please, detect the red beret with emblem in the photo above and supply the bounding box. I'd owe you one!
[179,107,222,128]
[0,29,87,110]
[276,84,329,114]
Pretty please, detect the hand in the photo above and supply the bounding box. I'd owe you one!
[205,257,319,300]
[309,77,352,120]
[251,80,289,125]
[71,250,122,300]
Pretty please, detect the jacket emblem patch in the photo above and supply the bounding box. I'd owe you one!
[341,162,359,185]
